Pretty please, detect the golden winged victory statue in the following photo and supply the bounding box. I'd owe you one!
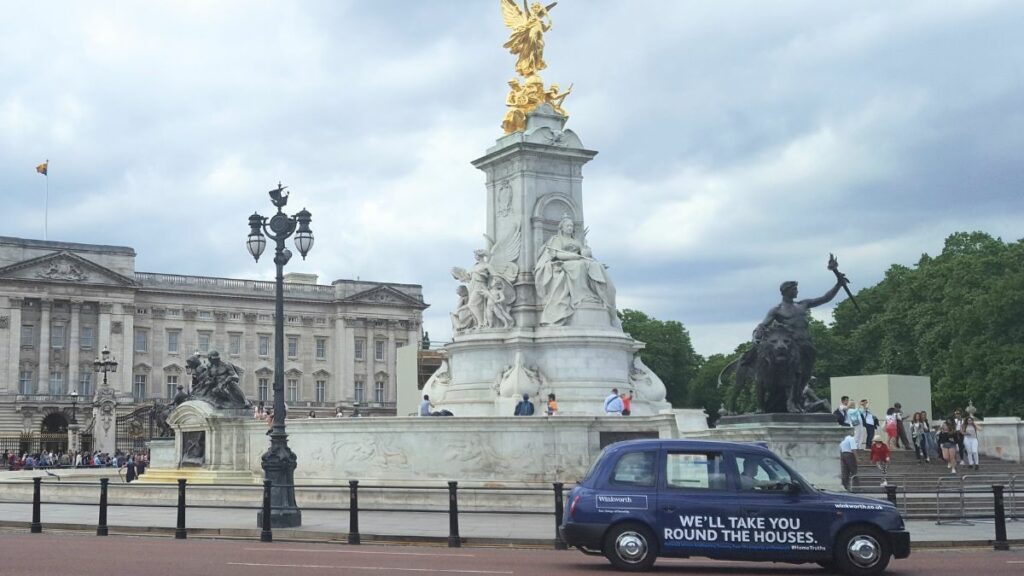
[500,0,571,133]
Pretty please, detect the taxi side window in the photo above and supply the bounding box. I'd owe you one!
[736,454,794,492]
[664,452,726,490]
[611,451,656,487]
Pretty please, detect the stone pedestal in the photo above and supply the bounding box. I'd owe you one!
[139,401,256,484]
[691,414,849,490]
[977,417,1024,463]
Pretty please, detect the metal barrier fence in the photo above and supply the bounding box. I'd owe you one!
[5,476,570,548]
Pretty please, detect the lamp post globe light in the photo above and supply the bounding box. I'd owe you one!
[247,183,312,528]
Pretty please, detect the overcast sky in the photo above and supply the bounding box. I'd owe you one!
[2,1,1022,356]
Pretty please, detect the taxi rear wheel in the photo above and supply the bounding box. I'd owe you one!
[833,526,891,576]
[603,522,657,571]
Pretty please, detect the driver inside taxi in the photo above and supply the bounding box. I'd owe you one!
[739,458,772,491]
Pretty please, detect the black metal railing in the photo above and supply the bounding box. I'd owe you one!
[3,476,571,549]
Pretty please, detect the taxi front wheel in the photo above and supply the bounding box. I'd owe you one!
[603,522,657,571]
[834,526,891,576]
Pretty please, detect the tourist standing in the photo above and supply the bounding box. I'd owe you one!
[921,411,937,463]
[621,391,633,416]
[839,433,858,491]
[546,393,558,416]
[834,396,851,426]
[419,394,434,417]
[859,400,877,448]
[514,393,535,416]
[962,416,982,470]
[604,388,624,416]
[893,403,912,449]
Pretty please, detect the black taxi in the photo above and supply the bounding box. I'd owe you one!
[560,439,909,575]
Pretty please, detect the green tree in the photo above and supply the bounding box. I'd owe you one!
[619,309,701,407]
[688,353,737,426]
[823,232,1024,418]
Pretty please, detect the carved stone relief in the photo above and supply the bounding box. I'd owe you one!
[36,259,88,281]
[496,181,513,218]
[111,321,123,335]
[0,315,8,329]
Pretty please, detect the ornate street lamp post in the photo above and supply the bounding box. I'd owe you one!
[93,346,118,388]
[247,183,312,528]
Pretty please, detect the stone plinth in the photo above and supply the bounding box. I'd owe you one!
[829,374,932,418]
[977,417,1024,463]
[691,414,848,490]
[149,438,175,469]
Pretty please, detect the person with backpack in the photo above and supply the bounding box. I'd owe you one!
[514,393,535,416]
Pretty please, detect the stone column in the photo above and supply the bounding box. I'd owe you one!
[120,303,135,394]
[5,297,23,394]
[387,328,397,402]
[38,299,51,395]
[336,316,351,403]
[68,300,81,394]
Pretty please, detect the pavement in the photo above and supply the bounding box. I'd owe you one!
[0,501,1021,548]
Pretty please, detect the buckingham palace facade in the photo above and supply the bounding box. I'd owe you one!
[0,236,428,445]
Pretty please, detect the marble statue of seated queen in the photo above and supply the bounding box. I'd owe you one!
[534,216,617,327]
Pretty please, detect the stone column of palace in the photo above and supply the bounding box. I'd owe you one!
[3,297,23,394]
[38,299,51,394]
[119,303,134,394]
[387,326,397,401]
[337,316,352,404]
[68,300,81,394]
[363,319,372,402]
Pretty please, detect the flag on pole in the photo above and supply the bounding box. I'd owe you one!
[36,161,48,176]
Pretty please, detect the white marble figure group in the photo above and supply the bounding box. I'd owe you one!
[451,224,521,332]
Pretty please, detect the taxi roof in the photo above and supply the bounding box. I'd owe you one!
[601,438,774,456]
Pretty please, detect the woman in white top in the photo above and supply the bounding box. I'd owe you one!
[962,417,982,471]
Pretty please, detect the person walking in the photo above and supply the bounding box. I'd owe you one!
[884,408,898,449]
[870,434,892,487]
[952,408,966,466]
[839,432,859,491]
[921,411,937,463]
[937,420,959,475]
[962,416,982,470]
[858,399,877,448]
[910,412,926,463]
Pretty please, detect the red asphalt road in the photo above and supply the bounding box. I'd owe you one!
[0,532,1021,576]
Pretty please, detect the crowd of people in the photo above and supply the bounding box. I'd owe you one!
[2,449,150,481]
[836,396,984,491]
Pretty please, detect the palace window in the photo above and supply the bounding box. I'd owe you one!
[229,333,242,356]
[166,330,180,354]
[258,378,269,402]
[20,325,33,348]
[354,338,365,361]
[354,379,365,404]
[134,329,148,353]
[51,323,66,349]
[315,380,326,403]
[133,375,147,401]
[374,340,386,362]
[258,335,270,357]
[166,375,178,398]
[79,372,93,397]
[50,370,66,395]
[19,370,33,394]
[315,338,327,360]
[287,336,298,358]
[287,378,298,402]
[198,331,211,353]
[80,325,95,350]
[374,380,385,404]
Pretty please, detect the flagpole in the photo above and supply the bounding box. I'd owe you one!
[44,161,49,241]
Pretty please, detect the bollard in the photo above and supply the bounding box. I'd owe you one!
[993,484,1009,551]
[447,481,461,548]
[348,480,361,545]
[30,477,42,534]
[260,480,273,543]
[97,478,109,536]
[175,478,187,540]
[884,485,898,507]
[553,482,567,550]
